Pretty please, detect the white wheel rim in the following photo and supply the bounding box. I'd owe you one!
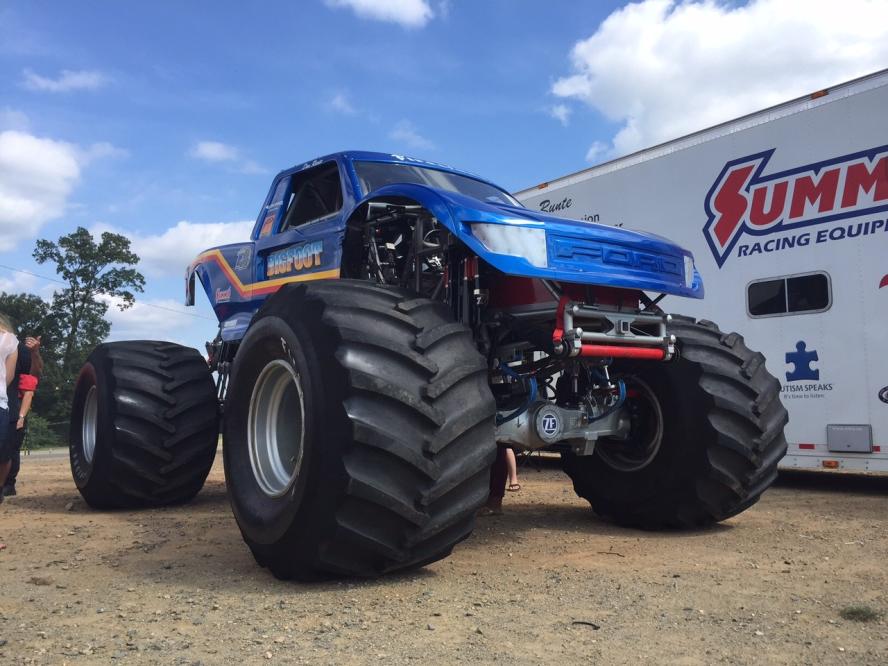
[82,385,98,464]
[247,359,306,497]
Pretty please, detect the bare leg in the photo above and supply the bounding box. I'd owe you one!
[506,448,520,491]
[482,447,508,514]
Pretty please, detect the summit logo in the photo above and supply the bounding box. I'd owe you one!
[703,145,888,266]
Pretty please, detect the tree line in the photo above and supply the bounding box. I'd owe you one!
[1,227,144,446]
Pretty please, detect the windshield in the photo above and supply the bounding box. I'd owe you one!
[353,161,521,207]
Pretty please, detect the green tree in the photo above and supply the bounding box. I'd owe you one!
[21,413,64,450]
[0,292,52,338]
[32,227,145,425]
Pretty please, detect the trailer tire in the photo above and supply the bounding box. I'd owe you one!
[562,316,788,528]
[69,342,219,509]
[223,280,496,580]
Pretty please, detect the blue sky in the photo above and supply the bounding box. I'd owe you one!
[1,0,885,351]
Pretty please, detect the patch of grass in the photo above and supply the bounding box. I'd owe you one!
[839,605,882,623]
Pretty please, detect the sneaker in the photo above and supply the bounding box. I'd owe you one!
[1,486,14,497]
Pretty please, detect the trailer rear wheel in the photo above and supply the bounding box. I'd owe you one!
[223,280,496,580]
[69,342,219,509]
[562,316,788,528]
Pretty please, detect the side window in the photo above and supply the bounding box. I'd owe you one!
[257,177,291,238]
[280,162,343,232]
[747,272,831,317]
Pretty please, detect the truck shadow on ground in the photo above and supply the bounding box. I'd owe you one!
[46,474,736,591]
[38,459,877,590]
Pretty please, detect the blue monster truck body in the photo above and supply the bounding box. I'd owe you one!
[68,150,785,582]
[186,151,702,342]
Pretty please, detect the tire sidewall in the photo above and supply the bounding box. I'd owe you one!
[223,312,345,546]
[576,355,711,502]
[69,349,117,495]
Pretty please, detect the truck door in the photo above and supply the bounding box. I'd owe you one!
[253,160,345,298]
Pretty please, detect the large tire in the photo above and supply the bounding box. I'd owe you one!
[70,341,219,509]
[223,280,496,580]
[562,316,788,528]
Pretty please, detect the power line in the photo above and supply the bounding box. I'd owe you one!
[0,263,216,322]
[0,263,65,285]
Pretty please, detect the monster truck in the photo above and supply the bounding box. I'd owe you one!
[69,151,788,580]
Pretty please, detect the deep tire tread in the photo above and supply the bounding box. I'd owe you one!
[234,280,496,580]
[564,317,788,529]
[71,341,219,509]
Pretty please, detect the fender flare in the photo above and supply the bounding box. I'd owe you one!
[343,182,547,275]
[346,183,460,231]
[185,263,212,307]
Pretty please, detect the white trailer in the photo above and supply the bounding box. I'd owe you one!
[516,70,888,473]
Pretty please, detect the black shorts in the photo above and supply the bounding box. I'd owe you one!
[0,408,12,463]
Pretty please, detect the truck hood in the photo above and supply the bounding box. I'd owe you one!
[437,190,704,299]
[357,183,703,299]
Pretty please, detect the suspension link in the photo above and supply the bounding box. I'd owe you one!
[552,296,675,361]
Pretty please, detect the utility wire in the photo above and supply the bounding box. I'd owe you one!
[0,263,64,285]
[0,263,216,321]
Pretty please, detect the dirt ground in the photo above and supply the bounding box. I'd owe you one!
[1,452,887,665]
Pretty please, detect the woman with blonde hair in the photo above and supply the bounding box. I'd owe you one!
[0,312,20,511]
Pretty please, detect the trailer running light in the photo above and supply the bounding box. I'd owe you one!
[472,223,548,268]
[822,460,840,469]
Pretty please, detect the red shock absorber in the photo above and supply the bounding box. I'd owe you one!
[552,294,667,360]
[578,344,666,360]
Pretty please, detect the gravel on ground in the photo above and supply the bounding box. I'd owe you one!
[1,454,886,665]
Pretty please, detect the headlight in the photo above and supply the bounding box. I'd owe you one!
[471,223,548,268]
[683,255,695,288]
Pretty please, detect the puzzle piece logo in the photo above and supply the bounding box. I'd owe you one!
[785,341,819,382]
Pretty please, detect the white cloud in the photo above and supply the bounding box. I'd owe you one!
[92,220,255,277]
[189,140,239,162]
[0,129,128,251]
[239,160,267,175]
[552,0,888,157]
[0,268,39,294]
[329,91,357,115]
[548,104,572,126]
[77,141,129,165]
[0,108,29,131]
[585,141,608,163]
[188,140,267,174]
[389,120,434,150]
[22,68,107,93]
[0,130,81,251]
[99,294,211,345]
[324,0,434,28]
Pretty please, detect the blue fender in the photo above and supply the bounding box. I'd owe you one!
[355,183,703,299]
